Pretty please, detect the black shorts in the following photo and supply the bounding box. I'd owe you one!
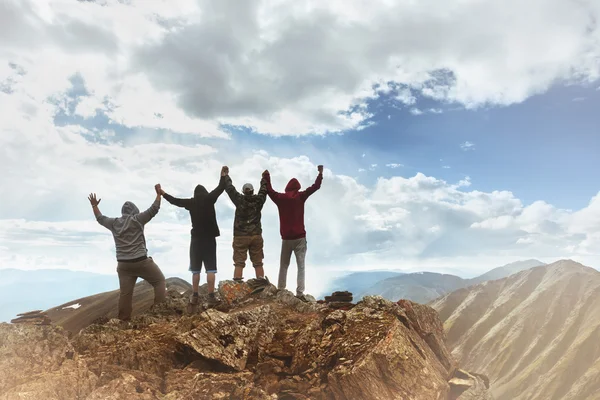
[189,236,217,274]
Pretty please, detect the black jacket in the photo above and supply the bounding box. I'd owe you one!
[163,176,227,238]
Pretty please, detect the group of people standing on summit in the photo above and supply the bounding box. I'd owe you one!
[88,164,324,320]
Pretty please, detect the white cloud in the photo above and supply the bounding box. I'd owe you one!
[443,165,451,169]
[1,0,598,136]
[3,0,600,297]
[461,141,475,151]
[386,163,404,168]
[572,97,586,102]
[410,108,424,115]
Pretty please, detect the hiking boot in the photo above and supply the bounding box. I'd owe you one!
[256,276,270,285]
[296,294,309,303]
[207,294,220,306]
[189,294,199,305]
[233,278,244,284]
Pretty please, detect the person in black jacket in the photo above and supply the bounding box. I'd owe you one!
[160,166,228,306]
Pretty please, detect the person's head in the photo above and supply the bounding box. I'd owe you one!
[285,178,301,192]
[194,184,208,198]
[242,183,254,196]
[121,201,139,216]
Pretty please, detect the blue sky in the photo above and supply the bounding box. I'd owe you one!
[2,0,600,295]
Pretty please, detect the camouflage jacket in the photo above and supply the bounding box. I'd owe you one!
[224,176,267,237]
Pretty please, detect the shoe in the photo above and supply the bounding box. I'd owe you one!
[207,294,220,306]
[256,276,270,285]
[233,278,244,284]
[296,294,309,303]
[189,294,199,305]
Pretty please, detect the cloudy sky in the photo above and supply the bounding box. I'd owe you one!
[1,0,600,295]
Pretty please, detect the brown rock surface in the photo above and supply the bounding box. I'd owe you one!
[1,281,491,399]
[431,260,600,400]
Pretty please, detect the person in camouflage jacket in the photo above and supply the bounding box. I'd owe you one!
[223,169,269,283]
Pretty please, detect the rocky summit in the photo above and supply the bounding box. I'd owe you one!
[0,281,491,400]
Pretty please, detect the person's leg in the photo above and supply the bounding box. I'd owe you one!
[249,235,265,279]
[138,258,166,305]
[189,237,203,305]
[189,236,203,295]
[232,236,249,281]
[192,273,201,294]
[293,238,307,297]
[278,240,294,290]
[116,263,137,320]
[204,237,218,295]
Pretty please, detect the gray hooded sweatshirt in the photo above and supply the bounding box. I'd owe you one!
[96,199,160,261]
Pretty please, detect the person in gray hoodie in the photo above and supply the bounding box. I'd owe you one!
[88,184,166,321]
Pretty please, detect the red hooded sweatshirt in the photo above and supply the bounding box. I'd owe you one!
[264,173,323,240]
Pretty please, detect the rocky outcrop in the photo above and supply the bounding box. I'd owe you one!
[1,281,492,399]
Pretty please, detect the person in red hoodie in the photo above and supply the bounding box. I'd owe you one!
[262,165,323,301]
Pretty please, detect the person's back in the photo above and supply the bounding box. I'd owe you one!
[268,176,322,240]
[99,201,156,261]
[224,173,268,282]
[89,186,166,321]
[229,185,267,237]
[161,167,228,307]
[263,166,323,300]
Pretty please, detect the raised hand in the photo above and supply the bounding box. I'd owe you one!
[317,165,324,174]
[221,166,229,176]
[88,193,101,207]
[155,183,164,195]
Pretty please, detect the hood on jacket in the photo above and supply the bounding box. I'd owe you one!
[194,184,209,198]
[285,178,301,192]
[121,201,140,216]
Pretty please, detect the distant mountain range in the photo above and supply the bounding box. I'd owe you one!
[325,259,546,303]
[0,269,119,323]
[431,260,600,400]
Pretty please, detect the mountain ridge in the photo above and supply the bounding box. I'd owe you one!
[431,259,600,400]
[347,259,546,303]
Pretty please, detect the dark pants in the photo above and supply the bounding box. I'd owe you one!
[190,236,217,274]
[116,257,166,320]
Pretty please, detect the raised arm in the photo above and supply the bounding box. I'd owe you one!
[136,184,162,225]
[223,173,242,207]
[300,165,324,201]
[162,183,193,209]
[88,193,115,230]
[208,166,229,203]
[257,176,268,205]
[262,170,284,204]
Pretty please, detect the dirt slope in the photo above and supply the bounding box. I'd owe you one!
[44,277,191,333]
[431,259,600,400]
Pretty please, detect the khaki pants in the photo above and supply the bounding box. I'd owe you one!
[116,257,166,320]
[278,238,307,296]
[232,235,264,269]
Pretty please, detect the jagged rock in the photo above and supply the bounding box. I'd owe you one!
[86,372,161,400]
[275,289,320,313]
[218,280,253,306]
[0,284,493,400]
[176,306,275,371]
[324,292,353,303]
[259,284,279,298]
[450,370,494,400]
